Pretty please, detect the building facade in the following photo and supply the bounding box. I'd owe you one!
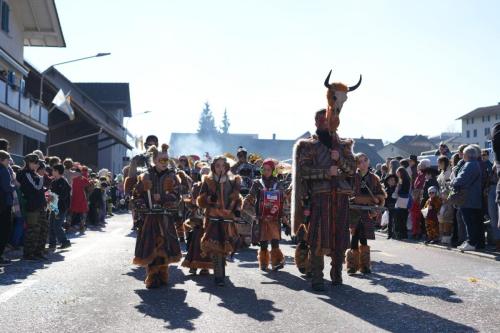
[0,0,64,160]
[458,104,500,148]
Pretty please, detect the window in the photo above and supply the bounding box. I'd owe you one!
[485,127,491,136]
[1,1,9,33]
[473,129,477,137]
[466,130,470,138]
[482,116,485,122]
[488,115,491,121]
[466,119,469,125]
[472,118,475,124]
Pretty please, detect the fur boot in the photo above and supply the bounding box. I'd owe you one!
[346,249,360,275]
[270,248,285,271]
[294,242,310,275]
[145,266,161,289]
[159,266,169,285]
[258,249,270,271]
[359,245,371,274]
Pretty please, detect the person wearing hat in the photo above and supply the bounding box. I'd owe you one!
[423,186,442,244]
[133,143,182,289]
[17,153,48,261]
[243,158,286,271]
[198,156,242,286]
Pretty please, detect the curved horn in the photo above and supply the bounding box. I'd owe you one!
[324,69,332,88]
[348,74,362,92]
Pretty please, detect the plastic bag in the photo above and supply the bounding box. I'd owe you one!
[381,210,389,227]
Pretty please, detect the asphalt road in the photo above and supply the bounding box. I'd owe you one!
[1,213,499,333]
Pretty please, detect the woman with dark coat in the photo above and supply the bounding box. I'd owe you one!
[394,167,411,239]
[17,154,48,261]
[0,150,15,265]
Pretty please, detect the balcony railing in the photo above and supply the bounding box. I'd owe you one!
[0,79,48,126]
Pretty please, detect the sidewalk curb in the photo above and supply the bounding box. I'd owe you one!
[375,231,500,262]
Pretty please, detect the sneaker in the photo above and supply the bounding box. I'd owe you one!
[48,244,57,250]
[0,257,12,266]
[58,242,71,249]
[189,268,197,275]
[459,242,476,252]
[199,269,210,276]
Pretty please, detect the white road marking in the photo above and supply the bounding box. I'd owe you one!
[0,279,38,303]
[379,251,396,257]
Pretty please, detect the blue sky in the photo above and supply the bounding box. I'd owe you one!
[25,0,500,144]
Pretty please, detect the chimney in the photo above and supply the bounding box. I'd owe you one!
[272,133,276,140]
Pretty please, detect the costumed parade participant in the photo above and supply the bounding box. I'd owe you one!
[132,144,182,289]
[347,153,386,275]
[243,159,286,271]
[197,156,242,286]
[292,69,361,291]
[175,164,193,243]
[230,146,257,196]
[182,166,213,275]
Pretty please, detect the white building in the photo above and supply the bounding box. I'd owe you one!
[0,0,65,160]
[458,103,500,148]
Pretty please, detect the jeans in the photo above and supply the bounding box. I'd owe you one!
[460,208,482,247]
[49,211,69,246]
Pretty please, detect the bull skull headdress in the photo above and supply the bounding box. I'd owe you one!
[324,69,362,133]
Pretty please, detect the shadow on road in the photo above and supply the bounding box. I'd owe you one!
[133,266,202,330]
[195,277,283,322]
[0,251,65,286]
[372,261,429,279]
[319,284,477,333]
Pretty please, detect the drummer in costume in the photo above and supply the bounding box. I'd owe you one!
[132,144,182,289]
[347,153,386,275]
[243,159,286,271]
[182,166,213,275]
[197,156,242,286]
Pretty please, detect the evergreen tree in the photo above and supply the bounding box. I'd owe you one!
[197,101,218,137]
[220,108,230,134]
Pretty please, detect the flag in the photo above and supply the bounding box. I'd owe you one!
[51,89,75,120]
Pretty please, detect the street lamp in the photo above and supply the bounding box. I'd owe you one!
[39,52,111,103]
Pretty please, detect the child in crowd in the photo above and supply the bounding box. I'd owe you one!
[424,186,442,244]
[438,188,454,245]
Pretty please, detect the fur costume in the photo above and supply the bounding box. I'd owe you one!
[270,247,285,270]
[349,170,387,240]
[198,173,242,257]
[346,248,360,275]
[133,160,182,288]
[258,249,270,270]
[359,245,371,274]
[181,181,214,270]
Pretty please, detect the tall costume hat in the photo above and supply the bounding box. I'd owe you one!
[323,69,362,133]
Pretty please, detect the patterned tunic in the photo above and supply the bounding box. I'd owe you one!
[293,134,356,256]
[133,167,182,267]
